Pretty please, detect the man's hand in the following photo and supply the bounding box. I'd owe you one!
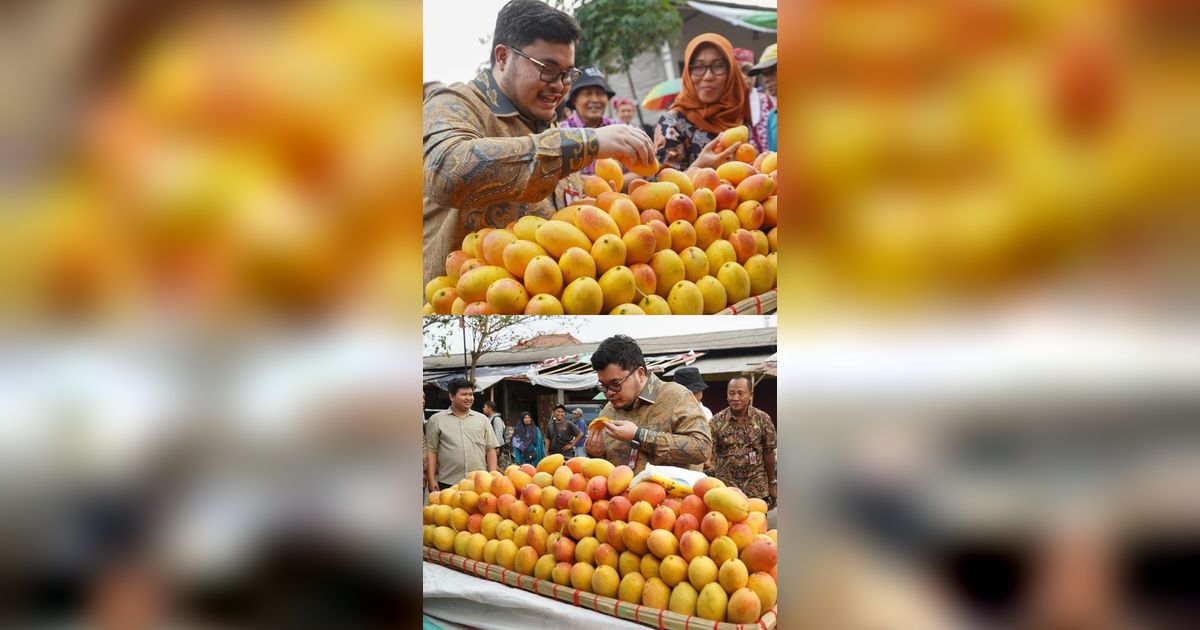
[428,480,439,494]
[595,125,655,168]
[602,419,638,442]
[690,137,740,170]
[768,483,777,504]
[584,427,606,456]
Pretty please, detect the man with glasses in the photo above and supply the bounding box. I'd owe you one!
[584,335,711,473]
[422,0,655,284]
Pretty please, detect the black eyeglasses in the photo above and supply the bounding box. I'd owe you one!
[505,46,582,85]
[688,61,730,78]
[598,369,638,393]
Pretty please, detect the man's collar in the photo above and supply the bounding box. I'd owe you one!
[727,405,754,420]
[636,373,662,404]
[473,69,553,132]
[448,406,471,417]
[473,69,521,116]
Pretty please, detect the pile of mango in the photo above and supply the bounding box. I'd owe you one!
[423,453,778,624]
[423,126,778,315]
[787,0,1193,307]
[5,1,416,322]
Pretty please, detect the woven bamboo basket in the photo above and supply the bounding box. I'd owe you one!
[716,290,776,315]
[424,547,777,630]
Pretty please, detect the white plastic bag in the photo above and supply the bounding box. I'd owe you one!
[628,464,709,498]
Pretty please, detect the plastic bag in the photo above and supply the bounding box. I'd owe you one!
[628,464,709,498]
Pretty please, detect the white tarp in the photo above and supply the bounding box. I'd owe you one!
[687,1,777,34]
[423,561,642,630]
[525,371,599,391]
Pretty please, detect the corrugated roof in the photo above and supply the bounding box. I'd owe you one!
[423,327,776,370]
[666,352,775,376]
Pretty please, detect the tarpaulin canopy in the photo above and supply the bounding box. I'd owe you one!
[526,373,599,391]
[665,352,774,376]
[424,365,530,391]
[424,352,704,392]
[687,1,777,34]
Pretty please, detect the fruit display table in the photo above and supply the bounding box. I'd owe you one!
[424,559,644,630]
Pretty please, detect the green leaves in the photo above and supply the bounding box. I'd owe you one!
[556,0,682,74]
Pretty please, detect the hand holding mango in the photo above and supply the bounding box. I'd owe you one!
[595,125,657,176]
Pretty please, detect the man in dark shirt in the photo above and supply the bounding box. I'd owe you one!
[544,404,581,457]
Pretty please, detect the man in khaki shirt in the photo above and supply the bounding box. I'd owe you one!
[584,335,712,473]
[425,378,500,492]
[422,0,655,283]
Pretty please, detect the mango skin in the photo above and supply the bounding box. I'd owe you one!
[631,182,681,212]
[702,487,750,522]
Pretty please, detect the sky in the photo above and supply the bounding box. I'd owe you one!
[422,0,778,85]
[424,315,776,356]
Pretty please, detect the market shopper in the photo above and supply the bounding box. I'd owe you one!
[707,375,777,505]
[482,399,514,469]
[425,378,500,492]
[545,404,582,457]
[672,367,713,423]
[611,97,637,126]
[559,67,622,175]
[747,43,777,153]
[585,335,712,473]
[422,0,655,283]
[483,400,505,445]
[653,33,750,172]
[511,412,545,465]
[571,408,588,457]
[560,67,620,130]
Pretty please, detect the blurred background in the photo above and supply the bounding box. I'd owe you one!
[0,0,1197,628]
[774,1,1200,628]
[1,0,425,628]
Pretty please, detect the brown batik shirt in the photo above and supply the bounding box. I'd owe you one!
[595,374,712,474]
[423,69,598,283]
[707,405,777,499]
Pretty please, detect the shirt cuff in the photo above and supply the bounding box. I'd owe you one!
[558,127,599,173]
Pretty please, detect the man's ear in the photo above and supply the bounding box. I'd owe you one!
[494,45,508,70]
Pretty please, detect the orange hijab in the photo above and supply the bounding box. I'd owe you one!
[670,33,751,135]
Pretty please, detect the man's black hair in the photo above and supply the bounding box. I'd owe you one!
[590,335,646,373]
[491,0,581,63]
[447,377,475,396]
[482,400,497,411]
[728,374,754,390]
[553,404,567,412]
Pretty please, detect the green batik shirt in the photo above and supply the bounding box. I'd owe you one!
[595,374,712,474]
[422,69,599,283]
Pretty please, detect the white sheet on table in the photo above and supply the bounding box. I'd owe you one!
[423,561,645,630]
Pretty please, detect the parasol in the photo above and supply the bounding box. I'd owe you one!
[640,77,682,111]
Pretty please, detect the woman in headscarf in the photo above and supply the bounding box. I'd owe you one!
[510,412,545,466]
[654,33,751,171]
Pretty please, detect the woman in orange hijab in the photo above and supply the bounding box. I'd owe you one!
[654,33,751,171]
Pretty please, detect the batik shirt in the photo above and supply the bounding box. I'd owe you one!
[422,70,599,283]
[558,112,621,176]
[594,374,712,473]
[749,88,776,154]
[653,110,719,172]
[707,405,777,500]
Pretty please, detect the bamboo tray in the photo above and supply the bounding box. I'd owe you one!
[717,290,776,315]
[424,547,777,630]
